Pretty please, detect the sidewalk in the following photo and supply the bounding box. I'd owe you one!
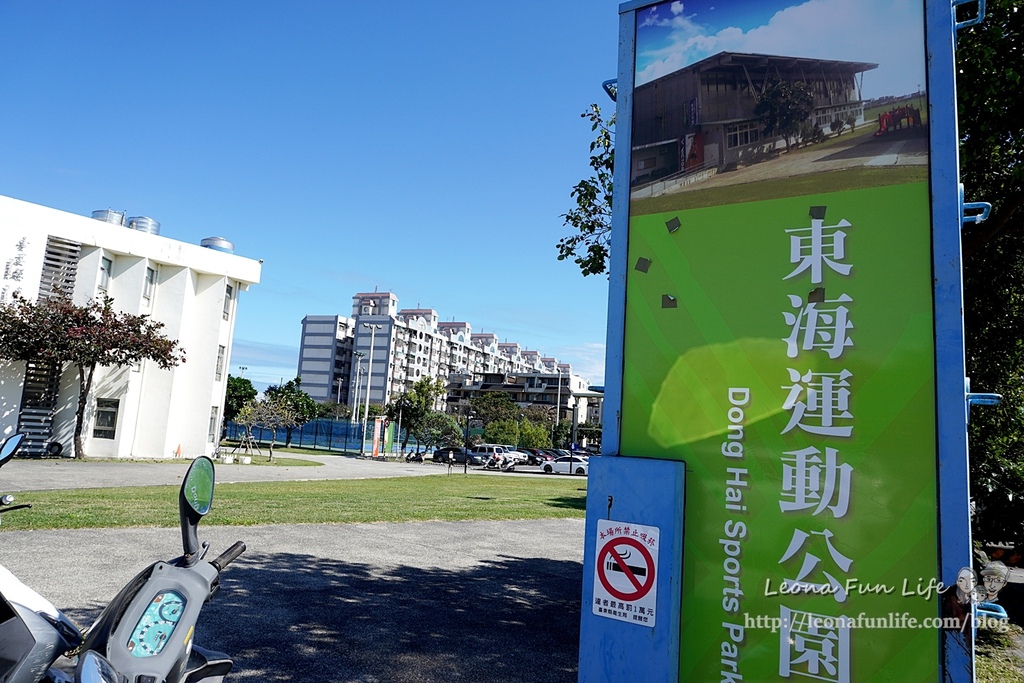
[2,453,447,492]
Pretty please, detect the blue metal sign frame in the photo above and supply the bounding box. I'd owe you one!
[582,0,975,680]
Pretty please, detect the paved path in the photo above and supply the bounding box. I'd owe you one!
[4,520,585,682]
[637,124,929,200]
[1,453,450,492]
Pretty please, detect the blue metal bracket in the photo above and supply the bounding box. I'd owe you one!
[962,202,991,224]
[953,0,986,31]
[959,182,991,225]
[965,377,1002,423]
[602,79,618,103]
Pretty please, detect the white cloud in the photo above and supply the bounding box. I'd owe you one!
[671,1,685,15]
[639,6,662,28]
[637,0,926,98]
[553,341,606,386]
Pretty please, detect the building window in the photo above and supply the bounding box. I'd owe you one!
[726,122,761,150]
[208,406,220,443]
[98,257,113,293]
[142,266,158,304]
[215,345,226,381]
[93,399,119,439]
[223,283,234,320]
[638,156,657,170]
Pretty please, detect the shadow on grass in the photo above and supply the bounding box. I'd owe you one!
[545,495,587,512]
[65,553,583,683]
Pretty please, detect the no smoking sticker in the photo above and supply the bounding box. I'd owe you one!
[593,519,659,627]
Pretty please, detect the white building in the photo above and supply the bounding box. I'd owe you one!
[298,291,599,423]
[0,195,261,458]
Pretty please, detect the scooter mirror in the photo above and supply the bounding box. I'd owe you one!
[76,650,123,683]
[182,456,215,516]
[179,456,215,566]
[0,433,25,467]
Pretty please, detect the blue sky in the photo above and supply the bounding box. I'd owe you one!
[635,0,927,98]
[0,1,621,390]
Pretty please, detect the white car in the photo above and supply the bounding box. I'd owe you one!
[497,445,530,465]
[542,455,589,476]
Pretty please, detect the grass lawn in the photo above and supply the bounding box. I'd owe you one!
[631,165,927,215]
[977,624,1024,683]
[0,475,588,531]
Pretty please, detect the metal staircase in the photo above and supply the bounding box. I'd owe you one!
[14,235,81,457]
[16,361,63,456]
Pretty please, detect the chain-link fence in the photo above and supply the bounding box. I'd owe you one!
[224,419,420,455]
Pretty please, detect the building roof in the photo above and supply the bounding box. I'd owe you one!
[639,51,878,90]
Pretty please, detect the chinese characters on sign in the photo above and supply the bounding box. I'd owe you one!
[0,237,29,304]
[775,208,856,682]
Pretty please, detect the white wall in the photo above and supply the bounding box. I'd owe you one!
[0,194,261,457]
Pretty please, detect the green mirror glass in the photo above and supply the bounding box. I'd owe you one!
[182,456,214,515]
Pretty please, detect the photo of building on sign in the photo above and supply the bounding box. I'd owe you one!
[630,0,929,214]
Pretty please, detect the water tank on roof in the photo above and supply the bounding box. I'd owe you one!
[91,209,126,226]
[128,216,161,235]
[201,237,235,254]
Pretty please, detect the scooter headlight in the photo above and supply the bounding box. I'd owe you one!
[76,651,124,683]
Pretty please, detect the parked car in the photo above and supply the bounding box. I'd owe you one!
[542,455,589,476]
[464,450,488,466]
[469,445,511,463]
[522,448,553,465]
[497,445,531,465]
[432,447,469,463]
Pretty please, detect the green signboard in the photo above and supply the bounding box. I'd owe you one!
[620,1,945,679]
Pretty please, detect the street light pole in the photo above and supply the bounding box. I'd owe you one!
[360,323,382,456]
[351,351,366,424]
[555,370,562,427]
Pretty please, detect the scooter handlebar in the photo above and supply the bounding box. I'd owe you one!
[210,541,246,574]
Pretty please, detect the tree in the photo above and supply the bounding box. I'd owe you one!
[753,80,814,152]
[518,420,552,449]
[413,411,463,451]
[956,0,1024,544]
[577,420,603,450]
[0,294,185,458]
[264,377,318,446]
[484,418,520,447]
[522,405,555,429]
[469,392,519,426]
[317,400,351,421]
[224,375,257,425]
[385,377,445,452]
[552,421,573,450]
[249,397,298,462]
[557,103,615,277]
[232,400,260,455]
[385,393,422,452]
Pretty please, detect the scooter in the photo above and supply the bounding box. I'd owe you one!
[0,432,83,683]
[483,454,515,473]
[73,455,246,683]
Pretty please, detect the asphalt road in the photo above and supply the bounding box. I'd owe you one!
[1,453,450,492]
[1,457,587,682]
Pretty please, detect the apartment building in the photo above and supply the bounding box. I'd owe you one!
[298,291,596,422]
[0,195,261,457]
